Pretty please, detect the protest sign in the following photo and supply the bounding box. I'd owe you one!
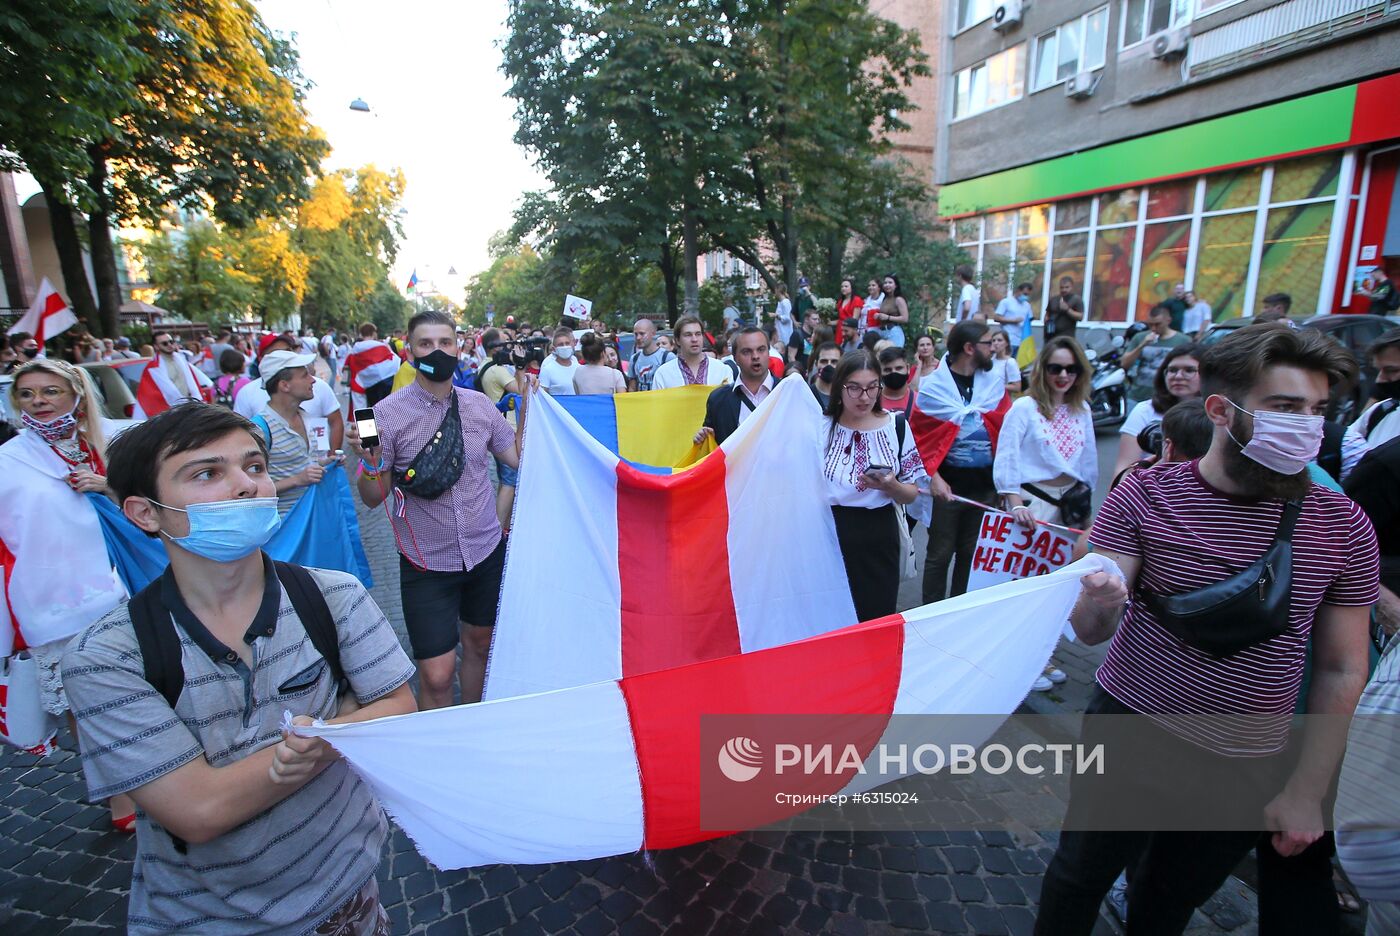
[967,509,1075,592]
[564,294,593,320]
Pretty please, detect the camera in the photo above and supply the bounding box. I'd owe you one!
[1137,422,1164,459]
[503,337,549,366]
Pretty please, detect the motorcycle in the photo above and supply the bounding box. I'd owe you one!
[1088,345,1128,430]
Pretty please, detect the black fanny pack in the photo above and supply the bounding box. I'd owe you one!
[1141,500,1301,657]
[393,391,465,500]
[1023,480,1094,527]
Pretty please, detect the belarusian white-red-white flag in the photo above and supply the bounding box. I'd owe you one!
[7,278,77,346]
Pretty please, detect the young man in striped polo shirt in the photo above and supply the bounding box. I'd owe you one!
[1037,324,1380,935]
[62,404,417,935]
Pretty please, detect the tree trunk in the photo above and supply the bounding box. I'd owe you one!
[823,227,843,296]
[658,242,679,323]
[85,148,122,338]
[682,202,700,319]
[34,176,100,331]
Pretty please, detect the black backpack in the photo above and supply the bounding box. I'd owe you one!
[129,560,344,711]
[212,375,237,408]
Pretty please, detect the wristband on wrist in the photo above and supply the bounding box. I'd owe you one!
[359,456,386,476]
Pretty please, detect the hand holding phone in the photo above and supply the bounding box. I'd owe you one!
[352,408,379,452]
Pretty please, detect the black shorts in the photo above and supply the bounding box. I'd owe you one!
[398,538,506,659]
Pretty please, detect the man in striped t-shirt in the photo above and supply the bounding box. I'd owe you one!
[1037,324,1379,935]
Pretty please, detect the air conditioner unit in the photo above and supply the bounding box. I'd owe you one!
[1064,71,1098,99]
[992,0,1023,31]
[1151,26,1191,59]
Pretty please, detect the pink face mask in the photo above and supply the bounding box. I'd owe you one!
[1225,399,1323,476]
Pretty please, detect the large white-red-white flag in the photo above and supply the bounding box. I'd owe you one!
[7,278,77,346]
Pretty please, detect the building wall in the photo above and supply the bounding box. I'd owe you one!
[942,0,1400,184]
[879,0,944,184]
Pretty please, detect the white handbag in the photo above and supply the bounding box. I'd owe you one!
[894,504,918,579]
[1,652,61,751]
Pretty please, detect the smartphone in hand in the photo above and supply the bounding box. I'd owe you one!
[354,408,379,449]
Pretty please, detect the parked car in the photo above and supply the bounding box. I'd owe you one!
[1201,314,1398,423]
[78,358,150,426]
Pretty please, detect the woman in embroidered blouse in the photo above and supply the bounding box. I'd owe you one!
[994,337,1098,529]
[822,351,927,622]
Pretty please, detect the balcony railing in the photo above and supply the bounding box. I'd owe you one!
[1188,0,1395,78]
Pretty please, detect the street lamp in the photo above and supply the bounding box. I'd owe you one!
[349,98,371,113]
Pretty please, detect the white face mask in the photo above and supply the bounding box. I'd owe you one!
[1225,399,1324,476]
[555,345,575,360]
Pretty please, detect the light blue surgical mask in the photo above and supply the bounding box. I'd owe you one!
[150,496,281,562]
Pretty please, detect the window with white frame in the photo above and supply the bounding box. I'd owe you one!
[1033,7,1110,91]
[1122,0,1190,47]
[953,45,1026,120]
[957,0,998,31]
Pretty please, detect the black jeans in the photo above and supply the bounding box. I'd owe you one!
[1035,688,1289,936]
[921,486,992,604]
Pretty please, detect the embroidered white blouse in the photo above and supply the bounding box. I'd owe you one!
[821,414,928,508]
[992,396,1098,496]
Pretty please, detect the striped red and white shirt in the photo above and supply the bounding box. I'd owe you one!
[1091,460,1379,754]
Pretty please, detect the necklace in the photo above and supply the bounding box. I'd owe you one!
[51,436,90,468]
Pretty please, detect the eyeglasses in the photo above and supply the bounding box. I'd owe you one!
[1165,366,1199,376]
[842,383,880,398]
[975,339,995,348]
[17,386,72,401]
[1045,364,1081,376]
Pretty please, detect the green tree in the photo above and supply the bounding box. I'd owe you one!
[137,219,257,324]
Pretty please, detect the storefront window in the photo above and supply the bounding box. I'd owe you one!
[1204,167,1261,212]
[1018,205,1051,237]
[1270,154,1341,202]
[1051,231,1090,303]
[1137,220,1190,318]
[986,211,1016,239]
[982,240,1012,306]
[1194,213,1255,320]
[1146,179,1194,219]
[1056,198,1093,230]
[1015,236,1048,308]
[955,218,981,244]
[1090,226,1137,323]
[1098,188,1142,226]
[1256,203,1333,314]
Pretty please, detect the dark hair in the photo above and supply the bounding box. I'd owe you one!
[1015,282,1032,293]
[218,348,245,375]
[1028,336,1092,418]
[407,309,456,339]
[955,265,974,283]
[946,320,989,360]
[1149,303,1173,320]
[674,314,704,337]
[1261,293,1292,311]
[860,330,883,352]
[1150,343,1202,414]
[883,273,904,298]
[814,341,840,359]
[825,351,883,424]
[1059,276,1075,286]
[358,322,378,338]
[580,337,606,364]
[1199,325,1354,401]
[734,326,767,350]
[1369,330,1400,359]
[877,346,907,367]
[482,327,503,349]
[1160,399,1213,461]
[106,403,268,508]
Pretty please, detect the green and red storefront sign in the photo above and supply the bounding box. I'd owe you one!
[935,69,1400,317]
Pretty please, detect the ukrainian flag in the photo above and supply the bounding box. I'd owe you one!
[556,386,716,473]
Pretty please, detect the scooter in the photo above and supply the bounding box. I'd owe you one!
[1088,345,1128,430]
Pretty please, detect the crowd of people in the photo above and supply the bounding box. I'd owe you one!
[2,267,1399,935]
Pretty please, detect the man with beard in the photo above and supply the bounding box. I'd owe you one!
[1035,324,1379,935]
[917,320,1010,603]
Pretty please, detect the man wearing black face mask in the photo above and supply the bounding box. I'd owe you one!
[878,346,914,418]
[808,342,841,410]
[1340,331,1400,480]
[346,311,525,709]
[14,333,42,361]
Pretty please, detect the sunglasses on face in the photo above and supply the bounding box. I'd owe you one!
[1045,364,1081,376]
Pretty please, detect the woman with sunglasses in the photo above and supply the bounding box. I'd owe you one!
[0,359,137,828]
[822,351,927,621]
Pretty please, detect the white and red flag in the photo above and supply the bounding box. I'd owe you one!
[134,355,213,417]
[6,278,77,346]
[908,360,1012,473]
[345,339,399,409]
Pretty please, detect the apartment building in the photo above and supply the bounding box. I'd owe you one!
[934,0,1400,323]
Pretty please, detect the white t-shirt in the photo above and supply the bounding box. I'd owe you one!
[1182,302,1211,336]
[957,283,980,322]
[539,354,580,395]
[234,376,340,421]
[774,297,794,346]
[994,295,1029,347]
[1120,399,1165,442]
[995,357,1022,386]
[651,356,731,390]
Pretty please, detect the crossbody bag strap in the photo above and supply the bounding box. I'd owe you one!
[1021,482,1062,506]
[1273,499,1303,543]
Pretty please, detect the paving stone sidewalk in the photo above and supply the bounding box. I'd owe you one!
[0,475,1268,935]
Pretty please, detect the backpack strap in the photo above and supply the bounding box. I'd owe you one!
[271,561,345,690]
[129,577,184,711]
[1364,399,1398,441]
[894,411,907,453]
[252,414,273,449]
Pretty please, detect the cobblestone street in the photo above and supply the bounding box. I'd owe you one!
[0,474,1265,935]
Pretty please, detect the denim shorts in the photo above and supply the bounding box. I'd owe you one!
[497,461,518,487]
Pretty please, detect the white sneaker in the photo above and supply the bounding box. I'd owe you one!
[1045,667,1067,684]
[1106,871,1129,921]
[1032,675,1053,692]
